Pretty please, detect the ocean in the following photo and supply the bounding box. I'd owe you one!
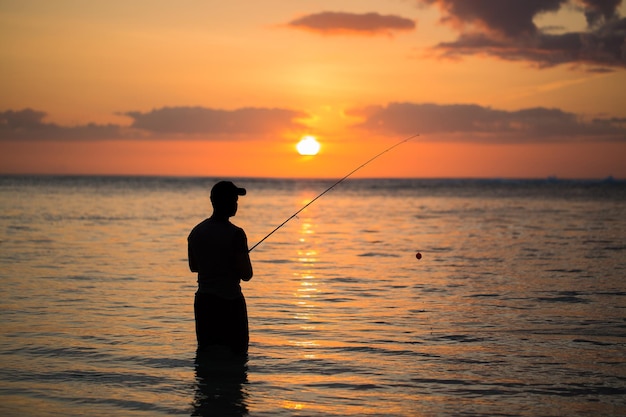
[0,175,625,416]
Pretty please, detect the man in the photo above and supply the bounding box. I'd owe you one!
[188,181,253,355]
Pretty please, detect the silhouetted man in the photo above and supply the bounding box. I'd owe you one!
[188,181,253,355]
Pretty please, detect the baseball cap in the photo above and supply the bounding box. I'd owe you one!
[210,180,247,201]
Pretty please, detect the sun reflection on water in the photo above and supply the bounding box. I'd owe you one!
[292,207,323,355]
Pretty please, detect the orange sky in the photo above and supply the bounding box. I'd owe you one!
[1,0,625,178]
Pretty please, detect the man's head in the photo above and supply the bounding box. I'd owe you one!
[210,181,246,216]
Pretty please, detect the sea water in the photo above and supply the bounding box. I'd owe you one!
[0,175,624,416]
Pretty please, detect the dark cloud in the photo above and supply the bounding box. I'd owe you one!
[0,109,122,141]
[0,108,47,129]
[580,0,622,25]
[4,105,624,143]
[0,107,308,141]
[287,11,415,35]
[420,0,626,70]
[349,102,626,142]
[422,0,565,37]
[124,106,307,135]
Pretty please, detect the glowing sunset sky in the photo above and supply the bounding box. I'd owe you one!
[1,0,625,178]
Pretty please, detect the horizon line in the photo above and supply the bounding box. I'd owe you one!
[0,173,622,182]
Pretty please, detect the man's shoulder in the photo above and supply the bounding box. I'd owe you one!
[188,218,211,237]
[228,220,243,230]
[189,218,244,235]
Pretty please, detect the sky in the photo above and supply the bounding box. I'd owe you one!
[1,0,625,179]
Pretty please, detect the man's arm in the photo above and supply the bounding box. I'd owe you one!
[237,251,253,281]
[235,230,253,281]
[188,240,198,272]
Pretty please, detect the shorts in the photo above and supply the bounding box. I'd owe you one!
[194,292,249,355]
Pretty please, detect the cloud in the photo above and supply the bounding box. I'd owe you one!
[423,0,566,37]
[348,102,626,142]
[123,106,307,135]
[4,104,624,144]
[0,109,122,141]
[581,0,622,25]
[419,0,626,70]
[0,107,308,141]
[287,11,415,35]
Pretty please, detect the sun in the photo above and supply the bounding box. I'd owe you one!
[296,135,321,156]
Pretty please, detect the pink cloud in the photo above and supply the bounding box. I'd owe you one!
[287,11,415,36]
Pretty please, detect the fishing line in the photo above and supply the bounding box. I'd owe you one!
[248,133,420,252]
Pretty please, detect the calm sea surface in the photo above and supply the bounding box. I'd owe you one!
[0,175,625,416]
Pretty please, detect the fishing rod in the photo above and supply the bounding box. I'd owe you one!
[248,133,420,252]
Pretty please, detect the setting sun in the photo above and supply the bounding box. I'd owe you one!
[296,135,321,156]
